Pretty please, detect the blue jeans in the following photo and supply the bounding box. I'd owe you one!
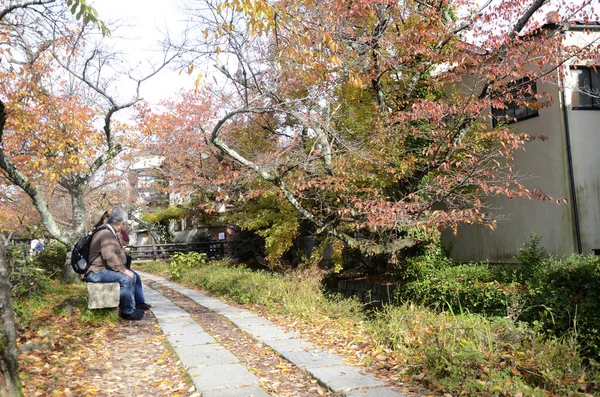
[132,270,146,305]
[87,269,136,315]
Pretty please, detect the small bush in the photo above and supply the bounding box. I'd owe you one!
[6,244,49,301]
[168,251,206,280]
[31,240,67,279]
[397,251,455,282]
[521,254,600,359]
[398,265,524,317]
[513,233,549,286]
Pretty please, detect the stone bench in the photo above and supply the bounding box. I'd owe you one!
[87,282,120,309]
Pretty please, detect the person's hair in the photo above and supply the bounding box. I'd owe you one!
[107,207,128,226]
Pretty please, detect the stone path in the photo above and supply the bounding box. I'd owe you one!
[138,271,407,397]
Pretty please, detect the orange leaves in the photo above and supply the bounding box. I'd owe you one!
[348,73,365,89]
[18,285,193,396]
[141,0,600,254]
[1,51,110,185]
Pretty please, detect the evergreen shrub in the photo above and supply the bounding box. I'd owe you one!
[6,244,49,300]
[398,265,523,317]
[31,240,67,279]
[521,254,600,358]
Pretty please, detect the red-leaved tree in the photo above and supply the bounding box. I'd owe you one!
[141,0,599,261]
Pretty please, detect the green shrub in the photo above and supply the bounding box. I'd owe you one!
[169,251,207,280]
[513,233,549,286]
[397,251,455,282]
[398,264,524,317]
[369,304,594,395]
[6,244,49,301]
[31,240,67,279]
[521,254,600,358]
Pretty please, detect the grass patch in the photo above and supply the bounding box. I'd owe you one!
[136,258,599,396]
[370,304,594,395]
[14,280,118,328]
[138,260,364,321]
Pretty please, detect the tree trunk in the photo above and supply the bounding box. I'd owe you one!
[61,243,81,284]
[0,244,23,397]
[61,188,86,284]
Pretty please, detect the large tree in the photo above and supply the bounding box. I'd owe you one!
[143,0,599,260]
[0,2,108,395]
[0,0,179,283]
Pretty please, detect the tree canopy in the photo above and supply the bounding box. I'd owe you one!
[138,0,599,262]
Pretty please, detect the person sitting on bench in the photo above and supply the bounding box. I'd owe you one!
[86,207,144,321]
[90,210,151,311]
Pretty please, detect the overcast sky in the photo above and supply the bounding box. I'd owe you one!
[88,0,596,107]
[90,0,195,105]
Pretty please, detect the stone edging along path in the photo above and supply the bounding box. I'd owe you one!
[138,271,407,397]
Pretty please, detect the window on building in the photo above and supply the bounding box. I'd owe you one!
[571,66,600,109]
[492,77,539,126]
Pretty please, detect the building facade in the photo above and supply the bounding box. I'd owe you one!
[443,24,600,262]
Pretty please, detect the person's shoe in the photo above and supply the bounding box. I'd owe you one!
[136,302,152,311]
[120,309,144,321]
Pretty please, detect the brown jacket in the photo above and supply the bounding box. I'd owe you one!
[87,226,127,274]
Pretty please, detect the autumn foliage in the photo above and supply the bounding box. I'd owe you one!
[138,0,599,259]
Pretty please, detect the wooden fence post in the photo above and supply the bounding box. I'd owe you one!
[151,237,157,260]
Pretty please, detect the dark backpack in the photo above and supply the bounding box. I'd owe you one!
[70,226,107,274]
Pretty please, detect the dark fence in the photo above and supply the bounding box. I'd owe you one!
[126,241,226,261]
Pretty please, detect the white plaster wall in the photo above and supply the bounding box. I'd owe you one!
[444,75,578,262]
[562,28,600,253]
[445,28,600,261]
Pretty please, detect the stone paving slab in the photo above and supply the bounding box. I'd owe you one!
[306,365,385,393]
[138,272,407,396]
[194,300,232,311]
[262,338,318,353]
[344,387,406,397]
[155,315,195,327]
[240,324,298,341]
[279,349,345,369]
[201,385,272,397]
[167,331,216,347]
[143,288,171,303]
[150,304,190,319]
[162,283,195,295]
[189,363,259,391]
[186,293,226,306]
[212,306,253,316]
[158,318,207,336]
[175,343,239,368]
[227,315,274,328]
[185,294,232,309]
[224,310,263,319]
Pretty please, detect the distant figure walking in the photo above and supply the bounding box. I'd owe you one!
[35,238,46,253]
[30,238,39,256]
